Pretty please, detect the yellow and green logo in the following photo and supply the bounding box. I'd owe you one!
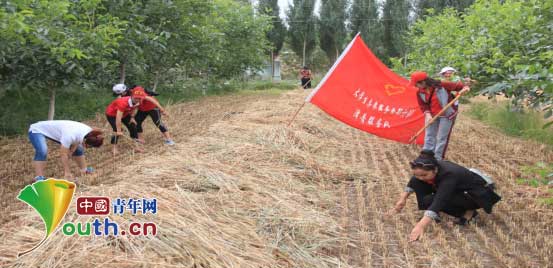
[17,179,75,257]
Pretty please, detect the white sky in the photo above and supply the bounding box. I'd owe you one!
[277,0,321,19]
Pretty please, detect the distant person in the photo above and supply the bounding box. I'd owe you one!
[106,85,145,155]
[439,66,460,82]
[388,150,501,242]
[112,83,129,98]
[439,66,463,116]
[409,71,470,160]
[112,83,159,98]
[130,86,175,146]
[299,66,313,89]
[28,120,104,181]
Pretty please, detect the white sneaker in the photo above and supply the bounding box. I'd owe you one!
[164,140,175,146]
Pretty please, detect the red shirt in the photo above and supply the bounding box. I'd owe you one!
[300,69,312,78]
[417,81,464,115]
[105,96,137,117]
[138,97,158,112]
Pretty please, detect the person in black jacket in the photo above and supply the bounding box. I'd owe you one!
[388,150,501,242]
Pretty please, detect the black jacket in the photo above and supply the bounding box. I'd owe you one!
[408,161,501,214]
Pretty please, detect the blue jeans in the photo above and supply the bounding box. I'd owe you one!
[423,117,455,160]
[28,132,84,161]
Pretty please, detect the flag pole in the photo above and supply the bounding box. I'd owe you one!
[287,102,307,127]
[408,92,465,144]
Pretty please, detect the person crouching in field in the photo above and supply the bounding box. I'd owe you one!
[409,71,470,160]
[130,86,175,145]
[388,150,501,242]
[28,120,104,181]
[105,87,145,156]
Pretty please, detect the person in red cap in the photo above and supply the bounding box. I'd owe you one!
[105,90,145,155]
[409,71,471,160]
[130,86,175,145]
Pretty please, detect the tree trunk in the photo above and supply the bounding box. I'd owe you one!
[203,68,208,96]
[403,49,408,68]
[152,71,160,92]
[47,88,56,120]
[271,50,274,82]
[302,39,307,67]
[183,64,188,80]
[119,61,126,84]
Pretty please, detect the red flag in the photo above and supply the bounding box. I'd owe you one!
[306,34,424,145]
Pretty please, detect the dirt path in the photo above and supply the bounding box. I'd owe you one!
[0,89,552,267]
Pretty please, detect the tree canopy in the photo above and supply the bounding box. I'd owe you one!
[397,0,553,117]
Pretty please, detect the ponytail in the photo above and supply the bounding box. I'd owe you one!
[409,150,439,170]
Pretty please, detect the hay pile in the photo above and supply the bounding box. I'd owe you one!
[2,89,553,267]
[0,91,355,267]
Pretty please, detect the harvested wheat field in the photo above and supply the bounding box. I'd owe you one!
[1,89,552,268]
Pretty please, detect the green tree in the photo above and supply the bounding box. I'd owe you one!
[257,0,285,55]
[258,0,286,78]
[319,0,347,63]
[142,0,211,90]
[103,0,149,84]
[0,0,123,120]
[349,0,385,59]
[397,0,553,118]
[201,0,271,79]
[415,0,475,18]
[382,0,410,64]
[287,0,317,67]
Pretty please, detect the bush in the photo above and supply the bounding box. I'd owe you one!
[468,101,553,145]
[0,79,297,136]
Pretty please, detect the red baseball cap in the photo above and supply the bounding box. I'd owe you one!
[131,87,146,99]
[409,71,428,86]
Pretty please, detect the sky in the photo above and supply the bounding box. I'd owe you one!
[277,0,288,18]
[277,0,321,19]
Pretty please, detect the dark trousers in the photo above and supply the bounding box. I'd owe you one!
[410,177,480,218]
[135,109,167,133]
[301,77,311,89]
[106,115,138,144]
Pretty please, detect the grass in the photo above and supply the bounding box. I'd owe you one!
[240,79,299,91]
[515,162,553,187]
[468,101,553,146]
[0,79,297,136]
[469,101,553,191]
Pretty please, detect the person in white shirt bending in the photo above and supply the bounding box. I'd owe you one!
[28,120,104,181]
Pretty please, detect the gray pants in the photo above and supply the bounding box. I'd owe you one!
[423,117,455,160]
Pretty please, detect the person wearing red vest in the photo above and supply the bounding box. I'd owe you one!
[409,71,470,160]
[130,86,175,145]
[299,66,313,89]
[105,90,144,155]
